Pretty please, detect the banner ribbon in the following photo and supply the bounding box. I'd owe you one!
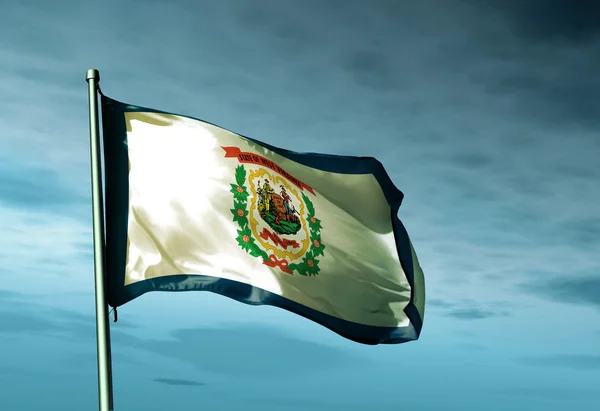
[222,146,315,195]
[262,254,293,275]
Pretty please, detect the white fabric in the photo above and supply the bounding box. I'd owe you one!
[124,112,413,327]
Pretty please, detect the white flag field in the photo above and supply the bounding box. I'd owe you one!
[100,94,425,345]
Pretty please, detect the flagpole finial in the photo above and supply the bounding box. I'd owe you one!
[86,69,100,82]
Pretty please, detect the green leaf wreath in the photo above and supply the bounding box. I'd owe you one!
[230,165,325,276]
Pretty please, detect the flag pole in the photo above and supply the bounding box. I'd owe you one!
[86,69,114,411]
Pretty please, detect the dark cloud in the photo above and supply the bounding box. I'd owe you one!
[553,163,600,181]
[518,354,600,371]
[437,1,600,129]
[449,152,493,170]
[127,324,369,378]
[153,378,206,387]
[485,68,600,128]
[492,0,600,43]
[342,49,397,91]
[522,276,600,309]
[445,308,510,320]
[427,298,455,308]
[112,325,368,379]
[559,218,600,248]
[233,1,316,55]
[438,174,503,204]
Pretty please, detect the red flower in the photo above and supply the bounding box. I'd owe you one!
[237,209,245,217]
[313,239,320,248]
[242,235,250,243]
[236,186,244,193]
[310,217,316,223]
[307,260,314,268]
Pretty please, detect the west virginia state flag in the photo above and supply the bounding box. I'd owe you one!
[101,94,425,345]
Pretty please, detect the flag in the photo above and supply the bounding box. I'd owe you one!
[101,94,425,345]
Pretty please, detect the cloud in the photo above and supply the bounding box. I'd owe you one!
[1,0,597,297]
[455,343,487,351]
[0,290,97,337]
[491,0,600,43]
[0,158,87,213]
[152,378,205,387]
[518,354,600,371]
[0,290,24,301]
[0,5,598,404]
[447,152,494,171]
[426,298,455,308]
[447,0,600,129]
[0,292,367,379]
[128,324,370,378]
[232,0,317,57]
[0,289,137,344]
[0,204,92,292]
[0,310,60,334]
[242,396,351,410]
[493,386,598,402]
[444,308,510,320]
[427,297,513,321]
[559,217,600,249]
[342,49,398,91]
[521,276,600,309]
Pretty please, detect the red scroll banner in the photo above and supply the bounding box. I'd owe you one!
[222,146,315,195]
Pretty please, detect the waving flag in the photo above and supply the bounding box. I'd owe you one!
[101,94,425,345]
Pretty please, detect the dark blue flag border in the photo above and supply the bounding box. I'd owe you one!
[100,92,423,345]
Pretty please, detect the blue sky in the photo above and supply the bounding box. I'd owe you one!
[1,0,599,409]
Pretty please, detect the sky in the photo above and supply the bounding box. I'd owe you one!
[1,0,599,409]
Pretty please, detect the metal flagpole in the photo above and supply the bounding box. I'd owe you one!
[86,69,114,411]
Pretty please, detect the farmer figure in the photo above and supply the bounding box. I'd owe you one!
[262,179,274,212]
[280,185,291,215]
[256,181,264,205]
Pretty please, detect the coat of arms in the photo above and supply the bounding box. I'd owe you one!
[256,179,301,235]
[223,146,325,276]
